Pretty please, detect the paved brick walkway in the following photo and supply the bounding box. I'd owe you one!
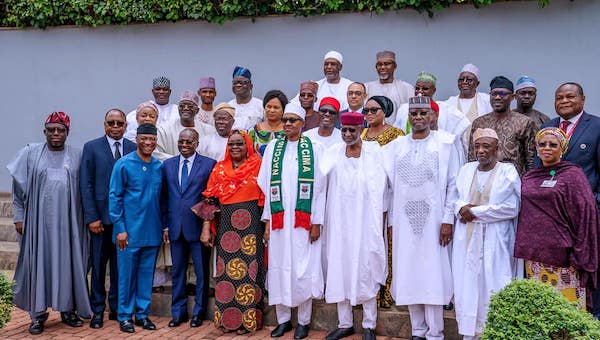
[0,308,408,339]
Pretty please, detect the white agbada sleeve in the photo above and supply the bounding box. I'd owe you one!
[443,136,460,225]
[258,140,276,222]
[469,164,521,222]
[309,141,327,225]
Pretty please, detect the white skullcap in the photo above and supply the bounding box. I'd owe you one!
[461,63,480,80]
[284,102,306,120]
[473,128,499,142]
[324,50,343,64]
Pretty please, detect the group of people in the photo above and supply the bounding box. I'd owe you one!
[7,48,600,340]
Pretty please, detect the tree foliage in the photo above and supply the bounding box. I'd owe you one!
[0,0,551,29]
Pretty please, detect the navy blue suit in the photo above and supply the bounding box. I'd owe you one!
[80,136,136,314]
[161,153,215,318]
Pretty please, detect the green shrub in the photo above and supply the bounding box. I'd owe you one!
[483,279,600,340]
[0,272,14,328]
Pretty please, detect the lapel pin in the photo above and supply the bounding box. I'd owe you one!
[580,144,587,150]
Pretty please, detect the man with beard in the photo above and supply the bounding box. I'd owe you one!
[321,111,387,340]
[365,50,413,125]
[198,102,235,161]
[513,76,549,129]
[469,76,537,176]
[228,66,263,130]
[304,97,342,149]
[125,76,180,136]
[298,81,320,131]
[109,123,164,333]
[197,77,217,125]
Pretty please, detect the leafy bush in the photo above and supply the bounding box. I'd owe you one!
[1,0,551,29]
[483,279,600,340]
[0,272,14,328]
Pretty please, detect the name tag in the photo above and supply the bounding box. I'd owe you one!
[299,183,311,200]
[540,180,557,188]
[270,186,281,202]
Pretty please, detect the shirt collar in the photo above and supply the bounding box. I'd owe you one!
[560,111,584,124]
[180,152,196,165]
[106,135,124,146]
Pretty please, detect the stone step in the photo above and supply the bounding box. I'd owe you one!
[150,289,459,338]
[0,193,13,219]
[0,241,18,270]
[0,218,18,242]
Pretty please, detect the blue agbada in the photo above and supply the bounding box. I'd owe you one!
[109,152,163,246]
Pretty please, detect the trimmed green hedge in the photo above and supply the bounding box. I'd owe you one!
[0,272,14,328]
[0,0,550,29]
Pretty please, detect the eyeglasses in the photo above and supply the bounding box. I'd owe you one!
[138,136,157,142]
[46,127,67,133]
[341,127,357,133]
[415,86,432,92]
[458,77,476,84]
[319,108,338,116]
[281,117,302,124]
[105,120,125,127]
[409,111,429,117]
[490,91,512,98]
[299,92,315,98]
[227,141,245,147]
[363,107,381,115]
[537,142,560,149]
[179,103,197,109]
[376,61,395,67]
[232,80,250,86]
[347,91,364,97]
[177,139,197,145]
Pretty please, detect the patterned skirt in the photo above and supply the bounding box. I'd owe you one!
[525,260,586,310]
[214,200,266,331]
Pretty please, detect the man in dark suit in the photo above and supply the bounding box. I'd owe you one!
[80,109,137,328]
[162,128,216,327]
[539,82,600,316]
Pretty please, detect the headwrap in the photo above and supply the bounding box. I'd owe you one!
[324,50,343,64]
[214,102,236,117]
[376,50,396,60]
[473,128,499,142]
[136,101,159,115]
[232,66,251,80]
[179,90,199,105]
[461,63,480,80]
[515,76,537,92]
[340,111,364,126]
[536,127,569,155]
[153,76,170,89]
[199,76,216,89]
[137,122,157,135]
[284,102,306,120]
[490,76,514,92]
[319,97,340,112]
[368,95,395,118]
[45,111,71,130]
[416,71,437,86]
[300,81,318,95]
[408,95,432,109]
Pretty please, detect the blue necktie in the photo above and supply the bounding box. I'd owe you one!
[181,159,189,189]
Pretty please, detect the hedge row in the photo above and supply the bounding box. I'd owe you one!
[0,0,551,29]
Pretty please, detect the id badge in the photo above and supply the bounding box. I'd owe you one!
[540,180,557,188]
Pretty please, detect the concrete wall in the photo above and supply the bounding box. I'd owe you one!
[1,0,598,190]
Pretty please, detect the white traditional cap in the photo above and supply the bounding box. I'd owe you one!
[473,128,499,142]
[515,76,537,92]
[324,50,343,64]
[461,63,480,80]
[284,102,306,120]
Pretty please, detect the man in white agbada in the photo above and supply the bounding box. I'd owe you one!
[445,64,492,123]
[154,91,215,162]
[452,128,520,340]
[228,66,264,130]
[365,50,414,125]
[124,76,180,140]
[196,76,217,125]
[383,96,459,340]
[394,72,470,153]
[258,102,326,340]
[303,97,342,149]
[294,51,353,112]
[321,111,387,340]
[198,102,235,161]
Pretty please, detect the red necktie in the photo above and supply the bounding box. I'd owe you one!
[559,120,571,134]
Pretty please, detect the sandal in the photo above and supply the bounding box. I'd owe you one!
[236,328,250,335]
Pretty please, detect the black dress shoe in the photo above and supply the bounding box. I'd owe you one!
[119,319,135,333]
[294,324,310,339]
[135,318,157,330]
[190,314,203,328]
[362,328,376,340]
[61,312,84,327]
[90,313,104,329]
[411,337,426,340]
[108,311,118,321]
[326,327,355,340]
[186,283,196,296]
[168,315,189,327]
[443,302,454,310]
[270,320,292,337]
[28,319,44,335]
[152,286,165,293]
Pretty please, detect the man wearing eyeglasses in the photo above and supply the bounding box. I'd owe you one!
[321,111,387,340]
[468,76,537,176]
[81,109,136,329]
[299,81,321,131]
[445,64,493,125]
[228,66,264,130]
[8,112,92,334]
[383,96,460,340]
[365,50,414,126]
[258,102,327,339]
[304,97,342,149]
